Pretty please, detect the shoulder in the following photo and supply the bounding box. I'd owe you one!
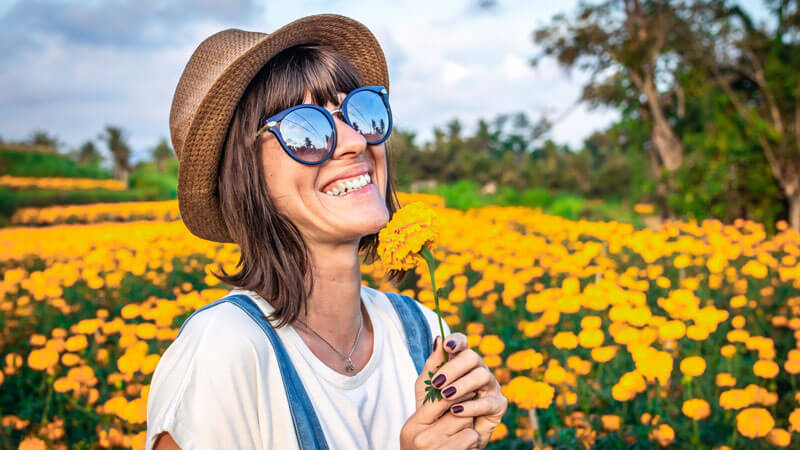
[362,285,451,339]
[177,300,271,357]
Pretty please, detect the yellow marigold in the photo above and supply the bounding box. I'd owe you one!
[658,320,685,340]
[601,414,621,431]
[553,331,578,349]
[18,436,46,450]
[591,345,617,363]
[490,422,508,442]
[501,376,554,409]
[578,328,604,348]
[29,334,47,346]
[721,344,737,359]
[544,364,567,385]
[789,408,800,432]
[753,360,780,379]
[680,356,706,377]
[478,335,505,355]
[649,424,675,447]
[505,349,543,371]
[715,373,736,387]
[377,202,438,271]
[686,324,710,341]
[767,428,791,447]
[784,358,800,375]
[736,408,774,438]
[64,335,88,352]
[720,389,752,410]
[567,356,592,375]
[581,316,602,329]
[682,398,711,420]
[27,348,59,371]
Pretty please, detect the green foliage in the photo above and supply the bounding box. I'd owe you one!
[0,187,161,219]
[129,162,178,199]
[0,148,110,179]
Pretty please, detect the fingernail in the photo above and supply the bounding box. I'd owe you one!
[432,374,446,388]
[443,386,457,398]
[433,337,438,352]
[446,340,456,350]
[452,404,464,413]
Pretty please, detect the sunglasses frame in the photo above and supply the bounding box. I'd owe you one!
[256,85,393,166]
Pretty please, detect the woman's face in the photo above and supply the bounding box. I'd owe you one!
[259,90,390,247]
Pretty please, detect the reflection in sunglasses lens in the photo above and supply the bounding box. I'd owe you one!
[346,91,390,143]
[280,107,334,162]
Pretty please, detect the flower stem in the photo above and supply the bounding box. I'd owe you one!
[421,247,448,363]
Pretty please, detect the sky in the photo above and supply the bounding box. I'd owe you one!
[0,0,769,164]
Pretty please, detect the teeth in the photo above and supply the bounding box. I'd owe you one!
[323,173,372,196]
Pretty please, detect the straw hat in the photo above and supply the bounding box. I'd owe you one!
[169,14,390,243]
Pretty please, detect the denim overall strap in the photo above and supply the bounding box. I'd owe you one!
[176,294,329,450]
[383,292,433,375]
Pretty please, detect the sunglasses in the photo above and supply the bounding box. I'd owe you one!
[255,85,393,165]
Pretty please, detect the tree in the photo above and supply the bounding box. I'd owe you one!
[151,137,176,172]
[99,126,131,186]
[27,129,60,151]
[686,0,800,230]
[72,140,103,167]
[533,0,704,218]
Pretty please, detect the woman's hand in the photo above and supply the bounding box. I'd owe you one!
[431,333,508,449]
[401,336,481,449]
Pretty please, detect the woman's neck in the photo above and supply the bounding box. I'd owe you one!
[295,242,367,352]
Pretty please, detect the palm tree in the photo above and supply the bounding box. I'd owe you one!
[99,125,131,186]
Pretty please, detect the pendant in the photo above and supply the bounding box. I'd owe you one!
[345,356,355,372]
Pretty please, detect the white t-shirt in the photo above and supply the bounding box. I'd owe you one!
[145,285,450,450]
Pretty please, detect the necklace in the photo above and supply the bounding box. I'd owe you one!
[296,299,364,372]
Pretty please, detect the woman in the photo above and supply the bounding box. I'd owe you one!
[146,14,507,450]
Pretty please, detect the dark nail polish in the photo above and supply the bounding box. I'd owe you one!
[432,374,446,388]
[452,405,464,413]
[443,386,457,398]
[433,337,438,352]
[446,340,456,350]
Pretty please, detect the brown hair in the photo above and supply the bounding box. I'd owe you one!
[212,43,405,328]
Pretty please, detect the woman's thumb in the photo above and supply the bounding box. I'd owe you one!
[415,335,447,408]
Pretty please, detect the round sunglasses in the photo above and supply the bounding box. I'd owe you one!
[255,85,393,165]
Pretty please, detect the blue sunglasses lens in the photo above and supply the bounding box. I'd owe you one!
[345,90,390,143]
[279,106,334,163]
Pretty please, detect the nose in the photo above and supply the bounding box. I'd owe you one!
[329,110,368,160]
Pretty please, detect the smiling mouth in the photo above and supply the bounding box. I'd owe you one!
[322,173,372,196]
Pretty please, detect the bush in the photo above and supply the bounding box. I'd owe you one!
[0,148,110,179]
[0,187,162,219]
[129,163,178,199]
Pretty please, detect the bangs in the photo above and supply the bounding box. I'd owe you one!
[260,44,363,120]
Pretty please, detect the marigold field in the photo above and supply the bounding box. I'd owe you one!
[2,193,800,449]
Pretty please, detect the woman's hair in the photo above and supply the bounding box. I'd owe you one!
[212,43,406,328]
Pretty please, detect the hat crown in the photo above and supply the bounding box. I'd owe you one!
[170,28,266,159]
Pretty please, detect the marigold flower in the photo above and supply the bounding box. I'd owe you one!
[505,349,543,371]
[682,398,711,420]
[753,360,780,379]
[721,344,737,359]
[18,436,47,450]
[767,428,791,447]
[377,202,438,271]
[680,356,706,377]
[736,408,774,438]
[649,424,675,447]
[553,331,578,349]
[789,408,800,432]
[64,335,88,352]
[27,348,59,371]
[578,328,604,348]
[601,414,622,431]
[501,376,554,409]
[478,335,505,355]
[720,388,753,410]
[715,373,736,387]
[591,345,617,363]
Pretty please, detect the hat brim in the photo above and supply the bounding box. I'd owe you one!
[177,14,390,243]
